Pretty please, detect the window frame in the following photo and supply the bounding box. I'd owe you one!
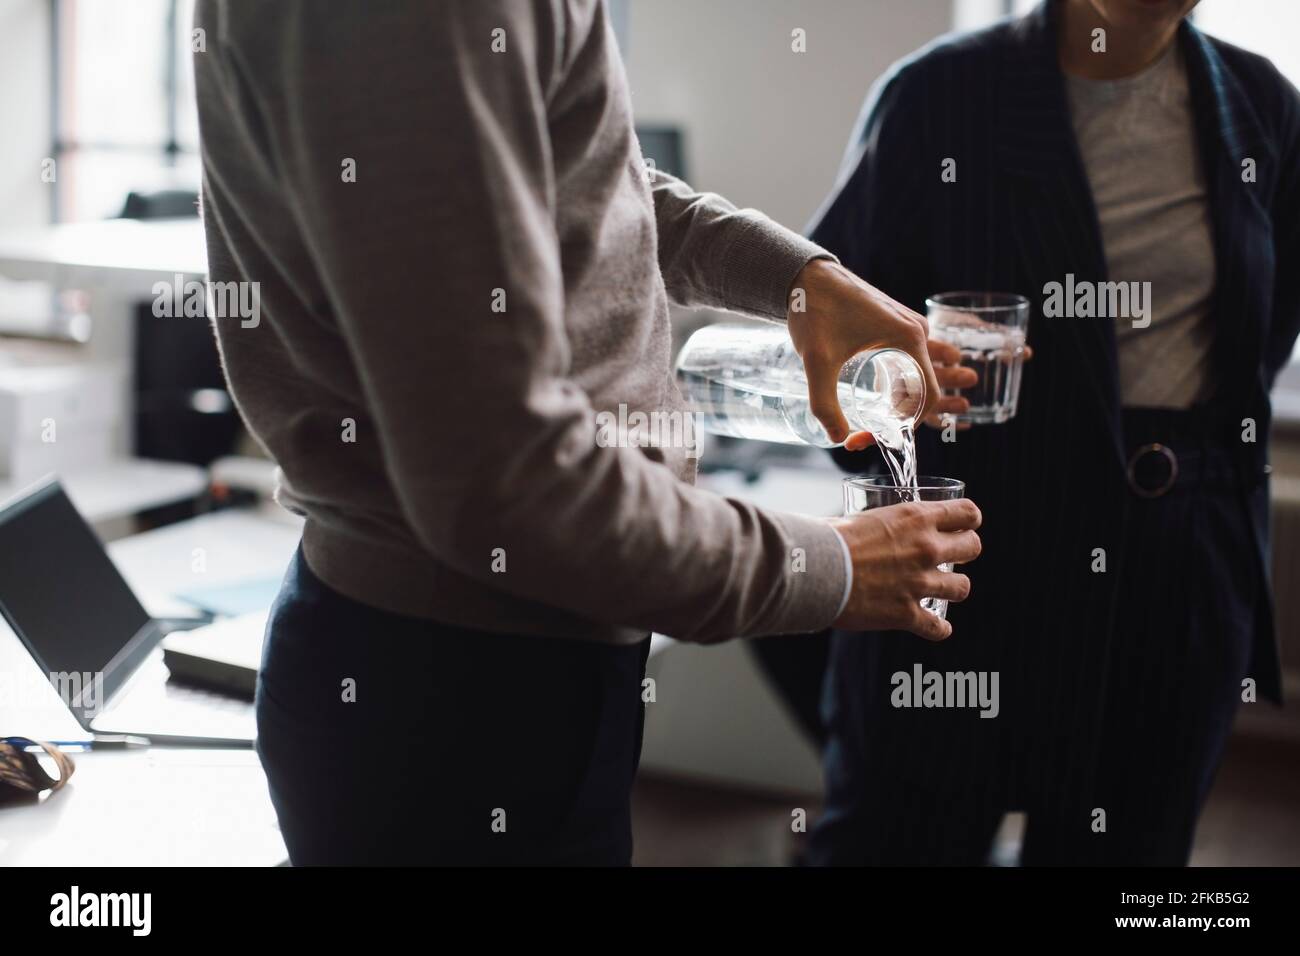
[48,0,191,222]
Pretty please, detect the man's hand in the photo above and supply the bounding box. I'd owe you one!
[828,498,983,641]
[786,259,938,449]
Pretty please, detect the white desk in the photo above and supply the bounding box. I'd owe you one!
[0,218,210,466]
[0,459,208,528]
[107,504,303,608]
[0,748,285,866]
[0,218,207,295]
[0,220,216,526]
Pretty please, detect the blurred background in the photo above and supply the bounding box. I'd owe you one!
[0,0,1296,866]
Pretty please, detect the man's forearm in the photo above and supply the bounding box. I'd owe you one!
[650,169,834,321]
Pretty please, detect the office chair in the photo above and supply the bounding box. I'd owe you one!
[119,189,242,468]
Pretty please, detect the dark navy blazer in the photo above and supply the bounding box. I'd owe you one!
[812,0,1300,706]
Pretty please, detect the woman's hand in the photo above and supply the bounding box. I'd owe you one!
[919,339,978,427]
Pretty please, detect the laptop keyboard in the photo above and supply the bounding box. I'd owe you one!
[94,652,257,743]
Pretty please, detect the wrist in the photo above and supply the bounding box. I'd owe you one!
[786,255,837,324]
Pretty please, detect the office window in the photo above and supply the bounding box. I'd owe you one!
[52,0,199,221]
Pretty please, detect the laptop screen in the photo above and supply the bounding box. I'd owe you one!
[0,480,155,720]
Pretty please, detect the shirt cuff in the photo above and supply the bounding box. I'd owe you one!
[831,525,853,620]
[750,511,852,636]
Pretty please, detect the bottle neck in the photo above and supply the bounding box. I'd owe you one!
[841,349,925,434]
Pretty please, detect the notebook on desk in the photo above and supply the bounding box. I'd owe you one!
[161,611,266,698]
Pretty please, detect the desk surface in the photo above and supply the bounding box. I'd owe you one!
[0,460,209,526]
[0,747,286,866]
[107,505,304,606]
[0,218,207,293]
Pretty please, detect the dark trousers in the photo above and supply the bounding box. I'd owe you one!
[810,409,1260,865]
[255,546,651,865]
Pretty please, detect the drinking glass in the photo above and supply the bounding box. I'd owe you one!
[843,475,966,620]
[926,292,1030,424]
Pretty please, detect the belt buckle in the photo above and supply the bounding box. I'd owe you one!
[1126,442,1178,499]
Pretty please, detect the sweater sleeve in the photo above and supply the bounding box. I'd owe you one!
[650,168,835,321]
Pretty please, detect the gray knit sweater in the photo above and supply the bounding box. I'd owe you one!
[193,0,847,643]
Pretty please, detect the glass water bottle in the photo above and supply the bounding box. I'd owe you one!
[675,322,925,447]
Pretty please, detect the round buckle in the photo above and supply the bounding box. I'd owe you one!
[1126,442,1178,499]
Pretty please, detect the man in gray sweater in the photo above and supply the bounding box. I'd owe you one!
[194,0,981,864]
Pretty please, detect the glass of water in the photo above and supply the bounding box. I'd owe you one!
[843,475,966,620]
[926,292,1030,425]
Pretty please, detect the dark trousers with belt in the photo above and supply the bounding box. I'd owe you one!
[809,407,1261,865]
[255,547,651,865]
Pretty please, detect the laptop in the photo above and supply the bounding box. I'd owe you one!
[0,477,261,746]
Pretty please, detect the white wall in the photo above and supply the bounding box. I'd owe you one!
[954,0,1015,32]
[624,0,954,234]
[0,0,51,228]
[1196,1,1300,89]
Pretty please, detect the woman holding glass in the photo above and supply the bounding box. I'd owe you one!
[803,0,1300,865]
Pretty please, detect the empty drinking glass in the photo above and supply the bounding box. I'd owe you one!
[843,475,966,620]
[926,292,1030,425]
